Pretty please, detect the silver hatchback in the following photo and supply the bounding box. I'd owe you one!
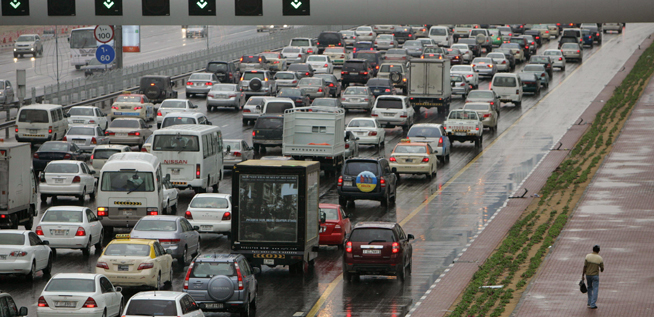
[130,215,201,266]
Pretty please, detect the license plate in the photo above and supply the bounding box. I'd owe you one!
[345,181,353,187]
[30,129,38,133]
[201,225,212,231]
[55,179,64,183]
[374,89,380,93]
[383,113,395,117]
[52,229,67,235]
[205,303,224,309]
[264,259,274,265]
[362,250,381,254]
[74,140,86,144]
[118,265,129,271]
[0,255,6,260]
[320,226,326,233]
[120,209,134,216]
[73,120,84,123]
[405,159,413,163]
[113,112,123,115]
[54,301,76,307]
[117,133,127,137]
[455,132,467,136]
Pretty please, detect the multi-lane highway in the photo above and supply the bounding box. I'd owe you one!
[1,22,653,317]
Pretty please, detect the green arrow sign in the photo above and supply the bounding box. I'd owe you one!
[291,0,301,9]
[10,0,21,9]
[103,0,114,8]
[197,0,207,9]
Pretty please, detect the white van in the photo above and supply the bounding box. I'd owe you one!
[96,152,165,235]
[261,97,296,114]
[491,73,523,106]
[150,125,224,193]
[15,104,68,143]
[429,26,452,47]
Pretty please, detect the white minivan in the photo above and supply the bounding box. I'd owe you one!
[151,125,224,193]
[15,104,68,143]
[428,26,452,47]
[491,73,523,106]
[96,152,166,236]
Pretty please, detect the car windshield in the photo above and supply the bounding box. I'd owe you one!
[380,64,402,73]
[356,53,378,62]
[261,52,279,59]
[531,57,549,63]
[191,262,234,278]
[344,161,378,175]
[349,228,395,242]
[0,233,24,245]
[17,36,35,42]
[245,97,265,106]
[67,127,95,136]
[243,72,264,80]
[424,47,443,54]
[275,73,296,80]
[288,64,309,71]
[493,76,517,87]
[241,56,261,63]
[344,87,368,95]
[45,163,79,174]
[465,103,492,111]
[39,142,69,152]
[386,49,406,55]
[254,117,283,129]
[523,65,544,72]
[109,120,139,128]
[429,28,447,35]
[487,53,505,59]
[446,49,460,56]
[403,41,421,47]
[375,98,403,109]
[279,89,303,97]
[116,95,141,103]
[160,101,187,108]
[501,43,520,49]
[394,145,427,154]
[100,172,155,192]
[153,135,200,152]
[206,63,227,72]
[367,79,390,86]
[519,73,537,81]
[408,126,441,138]
[224,140,241,150]
[356,27,372,32]
[299,78,322,85]
[161,117,197,128]
[448,110,479,120]
[93,149,122,159]
[190,197,230,208]
[340,31,354,36]
[211,84,236,92]
[468,90,495,99]
[561,43,578,49]
[41,210,83,223]
[348,120,375,128]
[125,300,177,316]
[451,45,468,51]
[451,76,464,82]
[68,108,95,116]
[45,279,96,292]
[134,220,177,232]
[265,102,294,113]
[451,66,471,72]
[18,109,49,123]
[290,39,311,46]
[307,56,327,62]
[103,243,151,256]
[312,99,338,107]
[320,208,339,221]
[474,58,492,63]
[189,73,213,80]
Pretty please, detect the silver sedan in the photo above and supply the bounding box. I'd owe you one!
[375,34,398,50]
[297,77,328,99]
[543,49,567,70]
[223,139,255,168]
[64,125,110,152]
[207,84,243,110]
[486,52,511,72]
[130,215,201,265]
[105,118,153,149]
[561,43,583,63]
[341,86,375,111]
[185,72,220,97]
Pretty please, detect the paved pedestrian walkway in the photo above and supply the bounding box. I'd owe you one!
[513,74,654,316]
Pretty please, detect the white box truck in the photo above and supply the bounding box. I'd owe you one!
[0,141,37,230]
[407,58,452,114]
[282,107,346,174]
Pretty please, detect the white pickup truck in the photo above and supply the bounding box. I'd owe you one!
[443,109,484,148]
[453,24,479,42]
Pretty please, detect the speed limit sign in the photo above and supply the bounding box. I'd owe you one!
[94,25,114,43]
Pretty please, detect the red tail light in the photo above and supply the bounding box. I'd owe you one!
[466,74,473,78]
[141,147,148,152]
[359,71,368,75]
[318,88,323,92]
[112,106,118,110]
[252,131,256,136]
[105,131,115,136]
[559,57,563,61]
[157,111,162,116]
[137,263,154,270]
[38,296,49,307]
[233,151,242,157]
[64,154,72,159]
[525,45,529,49]
[10,251,27,256]
[222,212,232,220]
[392,242,400,253]
[541,73,546,77]
[33,153,39,159]
[146,209,158,216]
[75,227,86,236]
[91,137,97,144]
[186,81,193,85]
[97,207,107,217]
[385,89,391,92]
[345,143,350,149]
[422,157,429,162]
[63,136,67,141]
[483,113,491,118]
[368,131,377,136]
[243,109,251,113]
[389,157,396,162]
[48,128,53,134]
[341,71,349,75]
[502,60,507,64]
[380,177,386,187]
[196,164,201,178]
[15,127,18,133]
[235,261,244,290]
[96,262,109,269]
[159,239,180,243]
[577,50,581,53]
[133,106,142,110]
[36,226,44,235]
[337,176,343,187]
[127,132,140,136]
[376,65,379,69]
[329,83,334,87]
[185,211,193,220]
[184,262,194,289]
[324,63,329,67]
[305,72,310,76]
[438,137,443,147]
[346,241,352,253]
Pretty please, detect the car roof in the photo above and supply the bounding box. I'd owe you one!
[0,230,29,234]
[51,273,98,280]
[194,253,241,262]
[93,144,130,150]
[68,125,98,129]
[139,215,183,221]
[118,93,145,97]
[162,112,205,118]
[45,206,88,212]
[191,193,231,199]
[108,238,155,245]
[411,123,443,128]
[394,142,428,147]
[319,203,341,209]
[353,222,397,229]
[130,291,185,300]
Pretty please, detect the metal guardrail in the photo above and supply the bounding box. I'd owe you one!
[1,25,356,131]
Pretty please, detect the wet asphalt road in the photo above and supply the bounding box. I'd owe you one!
[1,23,653,317]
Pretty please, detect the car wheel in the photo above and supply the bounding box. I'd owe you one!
[165,268,173,289]
[95,232,103,253]
[78,187,86,203]
[156,273,162,290]
[43,255,53,276]
[343,268,352,283]
[253,144,260,153]
[178,246,188,266]
[25,261,36,281]
[239,296,251,317]
[82,238,92,257]
[397,260,406,282]
[40,194,48,204]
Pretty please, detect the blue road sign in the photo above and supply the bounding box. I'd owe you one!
[96,44,115,64]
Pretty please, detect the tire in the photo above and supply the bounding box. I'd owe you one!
[438,156,445,164]
[474,137,481,148]
[43,256,53,276]
[155,273,162,290]
[25,262,36,281]
[514,100,522,107]
[253,144,260,153]
[339,196,347,207]
[33,52,37,58]
[171,203,177,215]
[397,260,406,282]
[343,269,352,283]
[242,118,248,125]
[212,182,219,193]
[446,153,450,163]
[164,268,173,290]
[240,296,251,317]
[82,238,92,257]
[194,239,201,257]
[178,246,188,266]
[25,208,34,230]
[89,185,96,200]
[41,194,49,204]
[78,187,86,203]
[95,232,103,253]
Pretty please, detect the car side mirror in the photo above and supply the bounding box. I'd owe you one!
[164,174,171,183]
[408,234,415,240]
[320,211,326,224]
[192,104,198,109]
[355,137,360,141]
[171,81,176,87]
[225,145,231,153]
[148,125,153,128]
[42,240,49,245]
[193,226,200,231]
[391,167,397,173]
[479,117,483,121]
[90,170,96,174]
[165,249,173,254]
[96,216,103,221]
[253,267,262,274]
[18,307,28,316]
[115,286,122,292]
[198,303,206,310]
[207,121,213,125]
[64,113,70,118]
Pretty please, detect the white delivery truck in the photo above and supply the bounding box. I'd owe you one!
[282,107,346,174]
[0,141,37,230]
[407,58,452,114]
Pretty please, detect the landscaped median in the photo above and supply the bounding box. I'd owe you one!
[445,41,654,317]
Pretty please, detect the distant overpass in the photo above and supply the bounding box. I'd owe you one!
[0,0,651,25]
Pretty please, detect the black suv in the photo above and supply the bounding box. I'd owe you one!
[183,254,258,317]
[337,158,397,207]
[139,75,178,104]
[354,51,383,76]
[252,114,284,153]
[341,60,374,87]
[317,31,345,54]
[206,61,240,84]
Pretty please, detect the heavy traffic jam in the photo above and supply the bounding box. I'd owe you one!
[0,22,625,316]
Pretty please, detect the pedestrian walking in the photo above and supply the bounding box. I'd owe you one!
[582,244,604,309]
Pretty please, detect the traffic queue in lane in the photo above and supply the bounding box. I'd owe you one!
[0,22,614,317]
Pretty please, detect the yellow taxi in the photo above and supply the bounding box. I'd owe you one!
[260,51,287,72]
[389,140,438,180]
[109,93,156,122]
[95,234,174,290]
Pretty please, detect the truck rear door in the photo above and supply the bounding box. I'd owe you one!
[409,62,427,95]
[0,160,8,209]
[427,62,443,95]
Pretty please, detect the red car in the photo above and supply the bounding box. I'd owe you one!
[318,203,351,248]
[343,222,414,282]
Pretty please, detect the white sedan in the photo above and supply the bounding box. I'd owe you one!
[486,52,511,72]
[0,230,53,281]
[37,273,123,317]
[306,55,334,74]
[39,161,97,203]
[355,26,376,41]
[186,193,232,237]
[156,99,199,128]
[451,44,473,64]
[450,65,479,89]
[345,118,386,150]
[36,206,104,256]
[543,49,567,71]
[67,106,109,131]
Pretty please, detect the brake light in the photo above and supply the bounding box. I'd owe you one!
[368,131,377,136]
[337,176,343,186]
[345,143,350,149]
[392,242,400,253]
[577,50,580,53]
[105,131,115,136]
[186,81,193,86]
[196,164,201,179]
[184,262,194,289]
[133,106,142,110]
[502,60,507,64]
[222,212,232,220]
[466,74,473,78]
[97,207,107,217]
[318,88,323,92]
[33,153,39,159]
[233,151,242,157]
[112,106,119,110]
[252,131,256,136]
[559,57,563,61]
[137,263,154,270]
[305,72,310,76]
[141,147,148,152]
[541,73,546,77]
[159,239,180,243]
[483,113,491,118]
[38,297,49,307]
[146,208,158,215]
[359,71,368,75]
[63,136,67,141]
[346,241,352,253]
[380,177,386,187]
[75,227,86,236]
[36,226,44,235]
[91,137,97,144]
[48,127,53,134]
[516,89,520,94]
[127,132,140,136]
[185,210,193,220]
[329,83,334,87]
[10,251,27,257]
[422,157,430,162]
[235,261,244,290]
[341,71,348,75]
[14,126,17,133]
[438,137,443,147]
[389,157,396,162]
[96,262,109,269]
[525,45,529,49]
[384,89,391,92]
[64,154,72,159]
